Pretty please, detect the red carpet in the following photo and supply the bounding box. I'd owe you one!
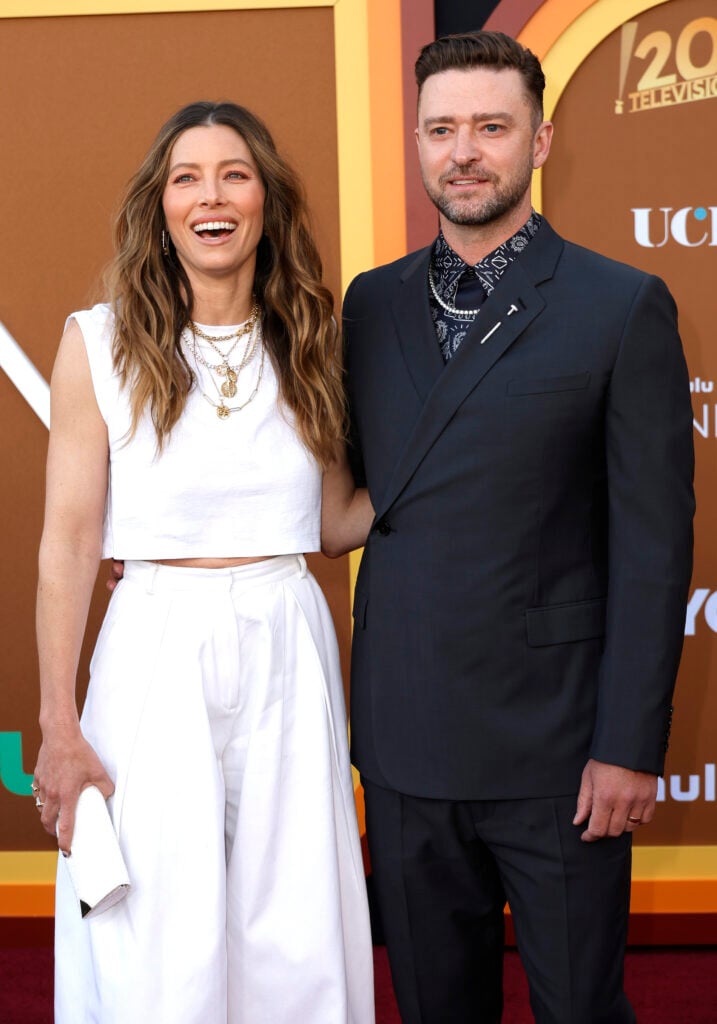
[374,946,717,1023]
[1,943,716,1022]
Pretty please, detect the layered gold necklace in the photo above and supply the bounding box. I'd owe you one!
[185,304,264,419]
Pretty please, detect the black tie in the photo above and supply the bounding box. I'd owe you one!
[454,267,485,312]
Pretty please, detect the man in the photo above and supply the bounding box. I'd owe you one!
[343,31,694,1024]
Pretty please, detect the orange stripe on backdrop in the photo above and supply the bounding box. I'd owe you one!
[349,0,406,843]
[400,0,436,253]
[518,0,600,58]
[1,885,54,917]
[3,850,714,918]
[367,0,406,265]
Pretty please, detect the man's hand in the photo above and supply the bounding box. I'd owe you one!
[107,559,125,592]
[573,758,658,842]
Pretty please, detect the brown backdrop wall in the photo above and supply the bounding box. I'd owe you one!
[541,0,716,846]
[0,7,350,850]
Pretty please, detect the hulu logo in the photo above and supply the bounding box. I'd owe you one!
[0,732,35,795]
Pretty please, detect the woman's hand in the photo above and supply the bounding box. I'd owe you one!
[107,560,125,593]
[34,724,114,854]
[321,443,375,558]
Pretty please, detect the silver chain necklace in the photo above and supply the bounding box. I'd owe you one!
[187,326,259,398]
[428,267,481,317]
[184,320,265,418]
[200,345,266,419]
[187,304,260,381]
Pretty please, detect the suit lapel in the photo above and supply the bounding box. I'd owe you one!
[374,223,564,518]
[391,249,445,401]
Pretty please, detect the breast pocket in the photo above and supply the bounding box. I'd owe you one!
[505,372,597,452]
[507,372,591,396]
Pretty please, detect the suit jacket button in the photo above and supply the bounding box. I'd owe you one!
[375,518,392,536]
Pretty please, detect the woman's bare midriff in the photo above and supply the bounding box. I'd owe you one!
[151,556,273,568]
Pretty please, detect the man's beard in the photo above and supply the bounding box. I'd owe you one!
[423,156,534,227]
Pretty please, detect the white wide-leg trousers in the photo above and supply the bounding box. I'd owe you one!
[54,556,374,1024]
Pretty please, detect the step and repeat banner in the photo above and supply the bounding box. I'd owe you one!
[0,1,352,860]
[1,0,713,918]
[538,0,716,849]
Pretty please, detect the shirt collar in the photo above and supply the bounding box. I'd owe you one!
[431,210,542,303]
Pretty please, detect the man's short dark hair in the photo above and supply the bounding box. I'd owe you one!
[415,31,545,124]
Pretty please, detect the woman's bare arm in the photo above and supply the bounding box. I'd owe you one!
[321,443,374,558]
[34,319,114,853]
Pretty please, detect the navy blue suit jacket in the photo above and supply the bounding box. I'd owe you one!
[344,219,694,800]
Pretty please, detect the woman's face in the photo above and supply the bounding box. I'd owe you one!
[162,123,266,290]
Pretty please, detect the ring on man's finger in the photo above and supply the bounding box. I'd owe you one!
[31,782,39,794]
[35,796,44,809]
[627,816,642,824]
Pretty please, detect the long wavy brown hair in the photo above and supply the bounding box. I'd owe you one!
[105,101,343,465]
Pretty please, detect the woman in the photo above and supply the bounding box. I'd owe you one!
[33,101,375,1024]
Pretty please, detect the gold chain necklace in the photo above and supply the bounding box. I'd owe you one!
[188,303,260,344]
[186,319,265,419]
[186,305,261,399]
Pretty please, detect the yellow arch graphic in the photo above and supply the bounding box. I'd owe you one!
[521,0,717,915]
[519,0,671,212]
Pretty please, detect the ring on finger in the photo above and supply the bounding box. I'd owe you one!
[627,815,642,824]
[31,782,39,794]
[35,796,44,809]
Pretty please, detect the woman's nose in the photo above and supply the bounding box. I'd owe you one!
[199,179,225,206]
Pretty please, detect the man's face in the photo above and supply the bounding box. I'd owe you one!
[416,66,551,230]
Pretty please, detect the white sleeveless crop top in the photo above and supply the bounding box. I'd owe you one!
[72,304,322,558]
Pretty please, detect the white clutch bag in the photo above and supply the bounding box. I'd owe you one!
[59,785,131,918]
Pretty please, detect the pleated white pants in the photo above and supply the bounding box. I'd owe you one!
[54,556,374,1024]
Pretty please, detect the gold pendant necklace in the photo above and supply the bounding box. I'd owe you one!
[188,303,261,396]
[185,318,265,419]
[204,344,265,418]
[221,368,238,399]
[187,316,259,399]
